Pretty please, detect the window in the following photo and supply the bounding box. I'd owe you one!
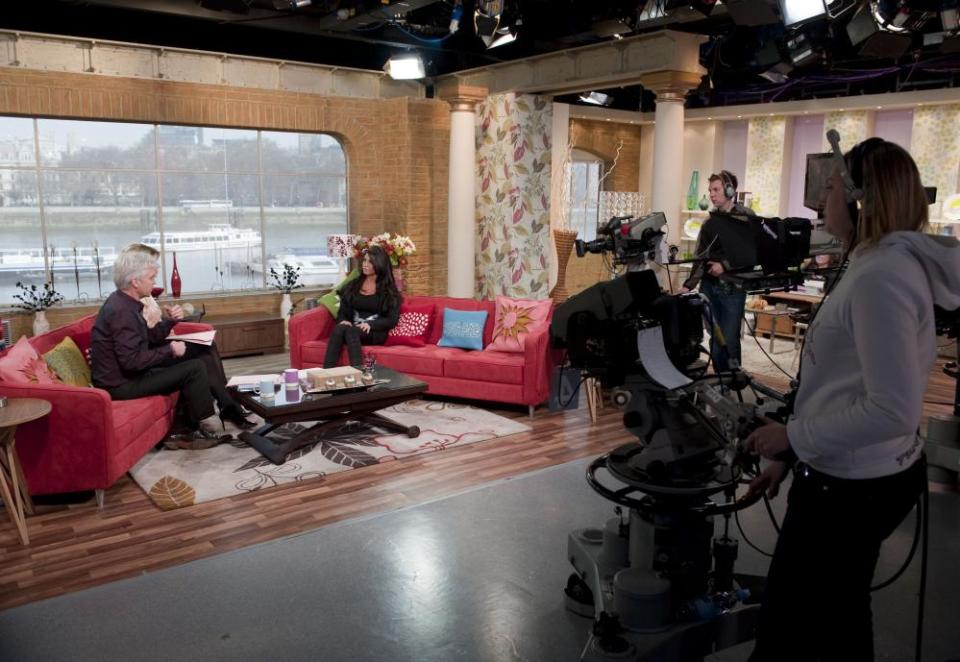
[567,150,603,242]
[0,119,348,304]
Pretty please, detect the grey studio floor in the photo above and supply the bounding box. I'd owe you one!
[1,458,959,662]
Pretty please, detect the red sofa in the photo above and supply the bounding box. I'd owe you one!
[0,313,210,499]
[289,295,555,414]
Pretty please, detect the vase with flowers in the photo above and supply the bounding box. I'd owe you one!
[12,280,65,336]
[352,232,416,292]
[269,263,304,319]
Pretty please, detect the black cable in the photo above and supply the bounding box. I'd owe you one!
[871,494,922,591]
[762,493,781,535]
[745,318,797,380]
[916,478,929,662]
[734,507,773,558]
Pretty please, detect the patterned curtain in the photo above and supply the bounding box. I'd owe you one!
[475,93,552,299]
[744,116,788,216]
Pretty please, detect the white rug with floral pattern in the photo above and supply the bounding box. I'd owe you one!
[129,399,530,510]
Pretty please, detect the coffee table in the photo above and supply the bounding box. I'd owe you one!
[230,367,428,465]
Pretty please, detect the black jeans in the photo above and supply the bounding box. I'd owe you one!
[323,323,386,368]
[750,456,926,662]
[106,358,215,427]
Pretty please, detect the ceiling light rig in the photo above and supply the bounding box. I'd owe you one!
[579,92,613,106]
[272,0,311,9]
[384,54,425,80]
[475,0,521,49]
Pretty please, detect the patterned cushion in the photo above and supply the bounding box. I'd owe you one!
[485,295,552,354]
[437,308,488,351]
[0,336,61,384]
[318,269,360,317]
[43,336,92,387]
[385,303,435,347]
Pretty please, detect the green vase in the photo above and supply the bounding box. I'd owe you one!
[698,194,709,210]
[686,170,699,210]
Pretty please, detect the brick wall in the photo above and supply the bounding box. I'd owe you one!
[566,119,643,296]
[0,68,451,333]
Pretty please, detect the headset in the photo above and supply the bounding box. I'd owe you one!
[718,170,737,200]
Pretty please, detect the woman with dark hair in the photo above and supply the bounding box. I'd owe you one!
[323,244,401,368]
[745,138,960,661]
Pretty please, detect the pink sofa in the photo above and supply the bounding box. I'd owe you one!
[289,295,555,414]
[0,314,210,499]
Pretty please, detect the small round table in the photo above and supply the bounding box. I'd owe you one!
[0,398,51,545]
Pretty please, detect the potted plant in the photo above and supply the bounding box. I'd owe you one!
[268,263,304,319]
[12,280,64,336]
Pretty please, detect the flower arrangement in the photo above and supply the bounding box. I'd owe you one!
[12,280,64,312]
[268,263,304,294]
[353,233,416,268]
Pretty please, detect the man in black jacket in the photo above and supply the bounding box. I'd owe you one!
[679,170,755,371]
[91,247,230,449]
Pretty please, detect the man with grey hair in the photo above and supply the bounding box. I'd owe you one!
[91,246,228,449]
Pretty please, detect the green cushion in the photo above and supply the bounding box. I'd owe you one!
[319,269,360,317]
[42,336,92,387]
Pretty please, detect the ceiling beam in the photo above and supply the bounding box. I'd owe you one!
[436,30,707,98]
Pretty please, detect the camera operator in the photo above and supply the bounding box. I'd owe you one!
[745,139,960,661]
[679,170,755,371]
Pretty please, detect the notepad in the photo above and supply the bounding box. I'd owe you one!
[166,329,216,346]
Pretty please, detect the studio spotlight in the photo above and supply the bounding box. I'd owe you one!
[273,0,312,9]
[475,0,519,48]
[785,32,821,67]
[384,54,425,80]
[579,92,612,106]
[942,0,960,33]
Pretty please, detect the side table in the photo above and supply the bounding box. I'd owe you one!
[0,397,51,545]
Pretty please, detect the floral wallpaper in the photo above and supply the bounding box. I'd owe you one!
[911,104,960,219]
[821,110,871,151]
[475,93,552,299]
[745,116,787,216]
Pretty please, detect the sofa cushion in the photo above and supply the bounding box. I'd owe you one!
[111,396,175,454]
[42,336,93,387]
[318,269,360,318]
[437,308,488,350]
[443,349,525,385]
[301,340,331,367]
[487,296,552,353]
[386,302,435,347]
[406,297,496,346]
[367,345,453,377]
[0,336,61,385]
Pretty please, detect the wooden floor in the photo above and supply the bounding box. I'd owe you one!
[0,352,955,612]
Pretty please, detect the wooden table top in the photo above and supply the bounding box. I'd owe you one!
[762,290,824,305]
[0,398,52,429]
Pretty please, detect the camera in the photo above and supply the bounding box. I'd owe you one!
[554,212,813,661]
[575,212,668,267]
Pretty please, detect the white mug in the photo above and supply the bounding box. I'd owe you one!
[254,379,275,398]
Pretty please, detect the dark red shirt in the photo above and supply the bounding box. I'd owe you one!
[91,291,176,389]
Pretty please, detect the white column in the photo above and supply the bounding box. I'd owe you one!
[447,101,478,298]
[650,95,685,244]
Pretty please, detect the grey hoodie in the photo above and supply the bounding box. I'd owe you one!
[787,232,960,479]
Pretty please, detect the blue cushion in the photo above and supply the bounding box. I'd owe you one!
[437,308,488,351]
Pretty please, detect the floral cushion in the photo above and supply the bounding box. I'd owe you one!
[386,303,435,347]
[485,296,552,354]
[43,336,92,387]
[0,336,61,385]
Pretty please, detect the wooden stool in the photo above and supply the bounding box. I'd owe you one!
[791,321,809,369]
[0,398,51,545]
[584,376,604,424]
